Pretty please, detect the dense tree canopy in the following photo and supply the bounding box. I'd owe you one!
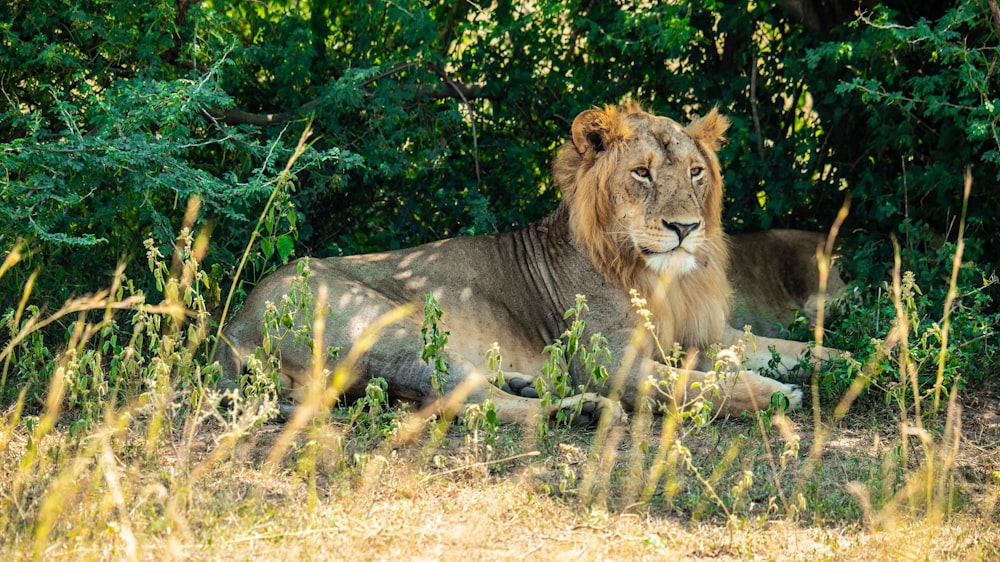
[2,0,998,389]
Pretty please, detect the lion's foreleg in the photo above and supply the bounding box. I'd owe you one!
[615,357,801,416]
[722,327,840,377]
[682,368,803,415]
[398,368,624,430]
[460,368,627,426]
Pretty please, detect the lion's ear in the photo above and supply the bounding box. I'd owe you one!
[571,107,628,156]
[686,108,730,152]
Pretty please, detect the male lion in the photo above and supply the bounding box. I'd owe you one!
[215,102,838,424]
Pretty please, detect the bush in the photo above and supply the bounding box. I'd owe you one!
[2,0,997,401]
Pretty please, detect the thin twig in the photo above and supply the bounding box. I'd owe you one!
[358,61,423,88]
[749,47,764,158]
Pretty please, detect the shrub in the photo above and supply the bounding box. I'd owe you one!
[2,0,997,402]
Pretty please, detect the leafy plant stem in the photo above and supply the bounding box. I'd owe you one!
[211,123,314,360]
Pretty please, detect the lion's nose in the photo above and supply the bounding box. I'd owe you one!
[663,221,700,242]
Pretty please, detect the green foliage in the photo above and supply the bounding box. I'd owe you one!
[537,295,612,425]
[459,397,501,463]
[0,0,360,303]
[2,0,998,405]
[340,377,402,444]
[420,293,449,396]
[800,1,1000,390]
[825,267,998,406]
[807,1,999,268]
[1,305,55,405]
[0,224,272,439]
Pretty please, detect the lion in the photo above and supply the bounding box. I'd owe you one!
[214,102,839,425]
[729,229,846,339]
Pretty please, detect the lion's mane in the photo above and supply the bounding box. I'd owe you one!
[550,102,732,349]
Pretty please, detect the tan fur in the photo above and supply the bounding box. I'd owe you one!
[553,104,730,350]
[729,230,847,338]
[215,104,839,425]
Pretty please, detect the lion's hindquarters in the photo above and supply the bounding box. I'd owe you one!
[728,229,847,338]
[220,276,557,424]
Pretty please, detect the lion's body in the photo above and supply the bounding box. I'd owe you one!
[216,103,838,423]
[222,210,623,406]
[729,229,845,338]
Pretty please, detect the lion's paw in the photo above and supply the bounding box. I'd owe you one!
[499,374,540,399]
[551,393,627,427]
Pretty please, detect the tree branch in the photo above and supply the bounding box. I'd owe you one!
[206,108,301,127]
[989,0,1000,39]
[415,81,488,100]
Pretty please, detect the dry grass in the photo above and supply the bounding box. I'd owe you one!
[2,389,998,561]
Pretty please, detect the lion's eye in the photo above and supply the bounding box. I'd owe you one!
[690,166,705,178]
[632,167,651,181]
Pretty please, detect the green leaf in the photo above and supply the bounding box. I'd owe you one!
[277,234,294,262]
[261,237,274,260]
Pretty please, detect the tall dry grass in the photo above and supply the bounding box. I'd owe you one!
[1,167,998,559]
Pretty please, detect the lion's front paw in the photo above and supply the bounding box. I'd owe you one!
[496,372,543,399]
[550,393,627,427]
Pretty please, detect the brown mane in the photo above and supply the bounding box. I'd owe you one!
[551,103,732,349]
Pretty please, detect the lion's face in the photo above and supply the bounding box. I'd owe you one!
[553,102,730,290]
[609,115,719,276]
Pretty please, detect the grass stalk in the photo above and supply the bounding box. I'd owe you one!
[212,123,315,360]
[933,169,972,411]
